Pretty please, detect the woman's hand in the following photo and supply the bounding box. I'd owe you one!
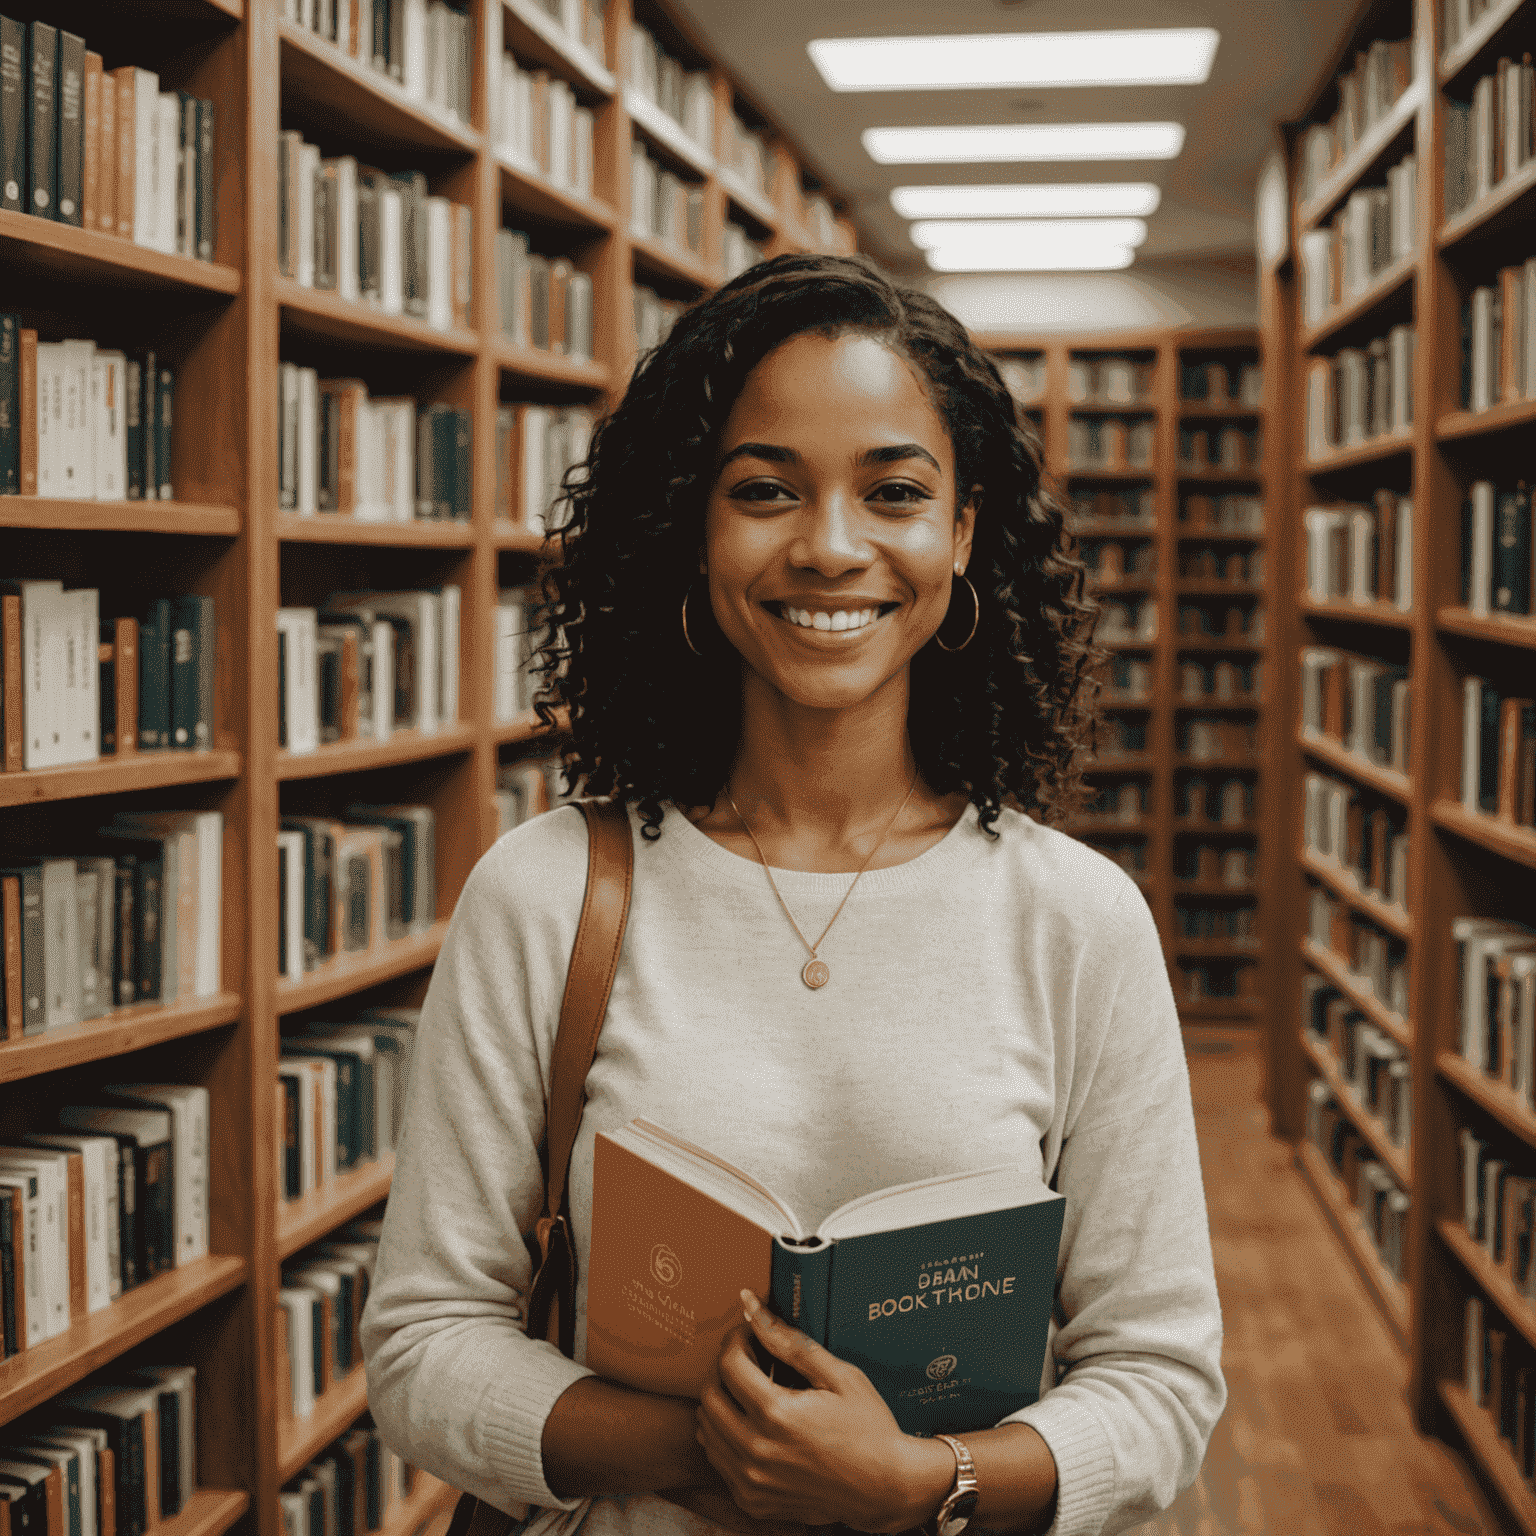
[695,1291,953,1534]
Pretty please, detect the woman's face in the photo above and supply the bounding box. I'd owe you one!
[702,331,976,715]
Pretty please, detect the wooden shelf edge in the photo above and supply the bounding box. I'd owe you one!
[1438,157,1536,250]
[276,725,477,781]
[1299,596,1414,630]
[0,992,242,1084]
[1298,730,1412,803]
[1299,258,1414,353]
[1438,396,1536,443]
[1300,849,1413,939]
[380,1474,456,1536]
[493,523,552,553]
[1178,997,1260,1016]
[1437,606,1536,652]
[504,0,616,95]
[1440,0,1528,82]
[1439,1217,1536,1356]
[495,156,618,229]
[275,515,475,547]
[1300,431,1414,476]
[1298,1027,1411,1185]
[1438,1050,1536,1152]
[1296,82,1424,232]
[1437,1379,1536,1536]
[0,748,242,809]
[162,1490,250,1536]
[276,1364,368,1482]
[278,1155,395,1259]
[1294,1139,1410,1347]
[1301,937,1411,1048]
[0,1255,247,1424]
[1430,799,1536,872]
[491,711,562,746]
[629,230,715,288]
[276,277,479,355]
[718,167,778,231]
[623,87,714,177]
[275,924,449,1014]
[0,498,240,535]
[489,339,610,387]
[0,209,241,293]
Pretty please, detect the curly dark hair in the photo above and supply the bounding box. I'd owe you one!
[533,252,1101,839]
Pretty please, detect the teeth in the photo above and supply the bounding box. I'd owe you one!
[781,605,882,631]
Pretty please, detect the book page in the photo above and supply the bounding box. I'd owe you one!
[818,1163,1053,1241]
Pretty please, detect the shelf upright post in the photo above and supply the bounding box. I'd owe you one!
[1149,331,1180,962]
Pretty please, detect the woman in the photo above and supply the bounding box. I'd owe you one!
[363,254,1224,1536]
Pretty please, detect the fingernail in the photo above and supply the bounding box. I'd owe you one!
[740,1289,762,1323]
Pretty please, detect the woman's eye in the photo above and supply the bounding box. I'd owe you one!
[871,481,935,508]
[731,479,795,504]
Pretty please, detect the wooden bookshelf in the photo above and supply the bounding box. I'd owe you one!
[0,0,860,1529]
[1263,0,1536,1522]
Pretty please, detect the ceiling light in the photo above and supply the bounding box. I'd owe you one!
[890,183,1161,218]
[863,124,1186,164]
[925,245,1136,272]
[908,217,1149,250]
[809,29,1218,92]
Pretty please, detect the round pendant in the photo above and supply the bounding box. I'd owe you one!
[802,958,830,989]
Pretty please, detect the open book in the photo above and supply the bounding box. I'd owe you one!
[586,1118,1065,1435]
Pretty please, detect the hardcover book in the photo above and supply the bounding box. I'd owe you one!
[586,1119,1065,1436]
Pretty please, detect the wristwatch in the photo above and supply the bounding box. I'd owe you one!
[922,1434,980,1536]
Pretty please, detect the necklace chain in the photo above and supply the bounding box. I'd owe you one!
[726,771,922,989]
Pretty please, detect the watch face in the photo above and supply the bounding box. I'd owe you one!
[938,1491,981,1536]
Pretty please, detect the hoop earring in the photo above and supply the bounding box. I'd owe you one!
[681,586,705,656]
[935,573,980,653]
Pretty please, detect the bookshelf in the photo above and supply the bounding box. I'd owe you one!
[974,328,1269,1027]
[1263,0,1536,1526]
[0,0,857,1531]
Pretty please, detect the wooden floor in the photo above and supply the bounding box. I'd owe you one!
[1124,1030,1499,1536]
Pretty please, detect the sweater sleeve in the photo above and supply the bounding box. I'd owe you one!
[361,819,596,1513]
[997,884,1226,1536]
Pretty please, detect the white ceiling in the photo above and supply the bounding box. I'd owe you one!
[670,0,1351,277]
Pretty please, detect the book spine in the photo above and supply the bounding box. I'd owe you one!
[83,50,101,242]
[1,592,21,773]
[115,616,139,756]
[770,1237,834,1361]
[97,49,116,235]
[195,97,214,260]
[134,856,162,1001]
[17,866,44,1034]
[0,18,23,213]
[114,857,137,1006]
[113,67,134,238]
[0,874,18,1039]
[27,22,57,219]
[140,599,171,749]
[55,30,84,226]
[0,1188,15,1355]
[98,624,117,753]
[453,407,471,521]
[141,1142,173,1278]
[123,358,142,499]
[16,327,34,495]
[156,367,173,499]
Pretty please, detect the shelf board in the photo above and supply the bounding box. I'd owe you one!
[1301,937,1410,1049]
[1439,1049,1536,1155]
[1294,1138,1410,1347]
[1177,579,1265,596]
[718,167,777,231]
[1171,938,1263,958]
[494,522,552,553]
[491,710,562,746]
[275,514,475,547]
[1299,258,1415,353]
[1439,1217,1536,1354]
[1437,606,1536,651]
[490,338,610,388]
[1172,818,1261,833]
[1171,695,1263,710]
[276,277,479,355]
[1085,576,1158,593]
[1178,996,1260,1017]
[1439,156,1536,251]
[1300,432,1414,476]
[1299,595,1413,630]
[278,22,481,156]
[1173,636,1264,653]
[1437,395,1536,443]
[1300,849,1412,939]
[1175,527,1266,542]
[0,1254,247,1425]
[1440,0,1529,83]
[1066,400,1156,415]
[1177,402,1262,419]
[496,156,617,230]
[1296,81,1424,232]
[1060,815,1149,833]
[1174,756,1263,772]
[0,209,241,295]
[504,0,615,96]
[1174,879,1259,896]
[1298,730,1412,803]
[275,922,448,1014]
[0,748,241,809]
[1430,798,1536,872]
[0,991,242,1085]
[629,231,714,289]
[1097,635,1159,650]
[623,88,714,177]
[1081,753,1156,771]
[380,1474,455,1536]
[0,498,240,536]
[1175,467,1263,485]
[277,1362,368,1482]
[157,1490,250,1536]
[1299,1027,1411,1185]
[276,724,477,781]
[1437,1379,1536,1536]
[1070,518,1158,538]
[278,1154,394,1259]
[1064,466,1155,481]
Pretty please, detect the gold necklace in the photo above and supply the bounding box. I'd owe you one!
[726,771,922,990]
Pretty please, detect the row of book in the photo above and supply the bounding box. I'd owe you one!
[1066,354,1153,406]
[1179,494,1265,533]
[1464,1292,1536,1485]
[1178,660,1262,701]
[1176,842,1256,886]
[0,325,175,502]
[1300,647,1412,774]
[1178,717,1258,763]
[495,53,596,198]
[1084,541,1156,582]
[278,370,471,522]
[1462,261,1536,413]
[1094,717,1146,759]
[626,21,712,153]
[0,1362,199,1536]
[1461,480,1533,617]
[278,1011,417,1193]
[721,107,773,201]
[280,1414,424,1536]
[1303,976,1411,1150]
[277,589,460,751]
[1296,151,1418,326]
[1440,0,1504,56]
[1455,918,1536,1091]
[1096,598,1156,642]
[1065,416,1154,472]
[0,21,215,262]
[1303,325,1416,458]
[1081,781,1145,824]
[495,230,596,360]
[1070,487,1155,527]
[1103,655,1149,699]
[1179,774,1256,824]
[1176,424,1261,473]
[1307,886,1408,1017]
[1304,1082,1410,1281]
[0,1084,209,1353]
[1303,770,1410,912]
[634,283,688,354]
[722,221,768,283]
[277,136,472,332]
[493,758,562,836]
[629,144,704,254]
[1173,902,1258,943]
[277,1224,381,1420]
[1178,959,1259,1003]
[1460,1134,1536,1303]
[995,355,1045,406]
[495,587,538,722]
[278,809,437,979]
[1460,678,1536,827]
[1294,36,1415,204]
[528,0,608,67]
[1177,601,1264,640]
[1302,492,1415,610]
[3,812,223,1036]
[1179,546,1264,583]
[282,0,472,127]
[495,402,594,533]
[1,587,215,771]
[1445,55,1535,220]
[1179,359,1264,406]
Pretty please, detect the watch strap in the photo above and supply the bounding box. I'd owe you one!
[924,1434,979,1536]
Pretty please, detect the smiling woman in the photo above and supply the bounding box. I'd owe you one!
[361,254,1227,1536]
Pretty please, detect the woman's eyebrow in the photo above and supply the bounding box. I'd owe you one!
[718,442,798,469]
[856,443,942,471]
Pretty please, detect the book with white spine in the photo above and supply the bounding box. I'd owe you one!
[19,1132,116,1312]
[103,1082,210,1263]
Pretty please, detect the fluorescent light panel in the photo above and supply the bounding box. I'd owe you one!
[890,183,1161,218]
[925,246,1136,272]
[863,123,1186,164]
[808,29,1218,91]
[908,217,1148,250]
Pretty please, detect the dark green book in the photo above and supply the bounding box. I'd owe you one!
[0,312,17,494]
[56,1105,174,1283]
[1493,485,1532,616]
[285,1044,363,1168]
[156,367,173,499]
[137,349,158,503]
[25,21,54,219]
[1480,680,1503,815]
[52,1385,152,1536]
[112,855,138,1007]
[432,403,454,519]
[53,28,82,226]
[195,97,215,260]
[452,405,471,521]
[0,1185,15,1355]
[169,593,214,750]
[0,18,24,214]
[588,1120,1066,1436]
[3,1444,79,1536]
[138,598,171,750]
[0,1463,51,1536]
[124,357,143,499]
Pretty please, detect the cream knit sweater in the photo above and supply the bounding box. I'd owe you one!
[361,802,1225,1536]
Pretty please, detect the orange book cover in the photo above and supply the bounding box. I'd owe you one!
[1,593,21,773]
[114,617,139,757]
[97,53,116,236]
[339,629,360,740]
[82,53,101,235]
[2,876,20,1041]
[17,330,36,497]
[110,69,135,240]
[98,1450,115,1536]
[1498,697,1532,822]
[61,1150,85,1321]
[1322,657,1346,740]
[140,1402,159,1530]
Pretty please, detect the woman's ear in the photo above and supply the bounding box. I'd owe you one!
[954,486,981,573]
